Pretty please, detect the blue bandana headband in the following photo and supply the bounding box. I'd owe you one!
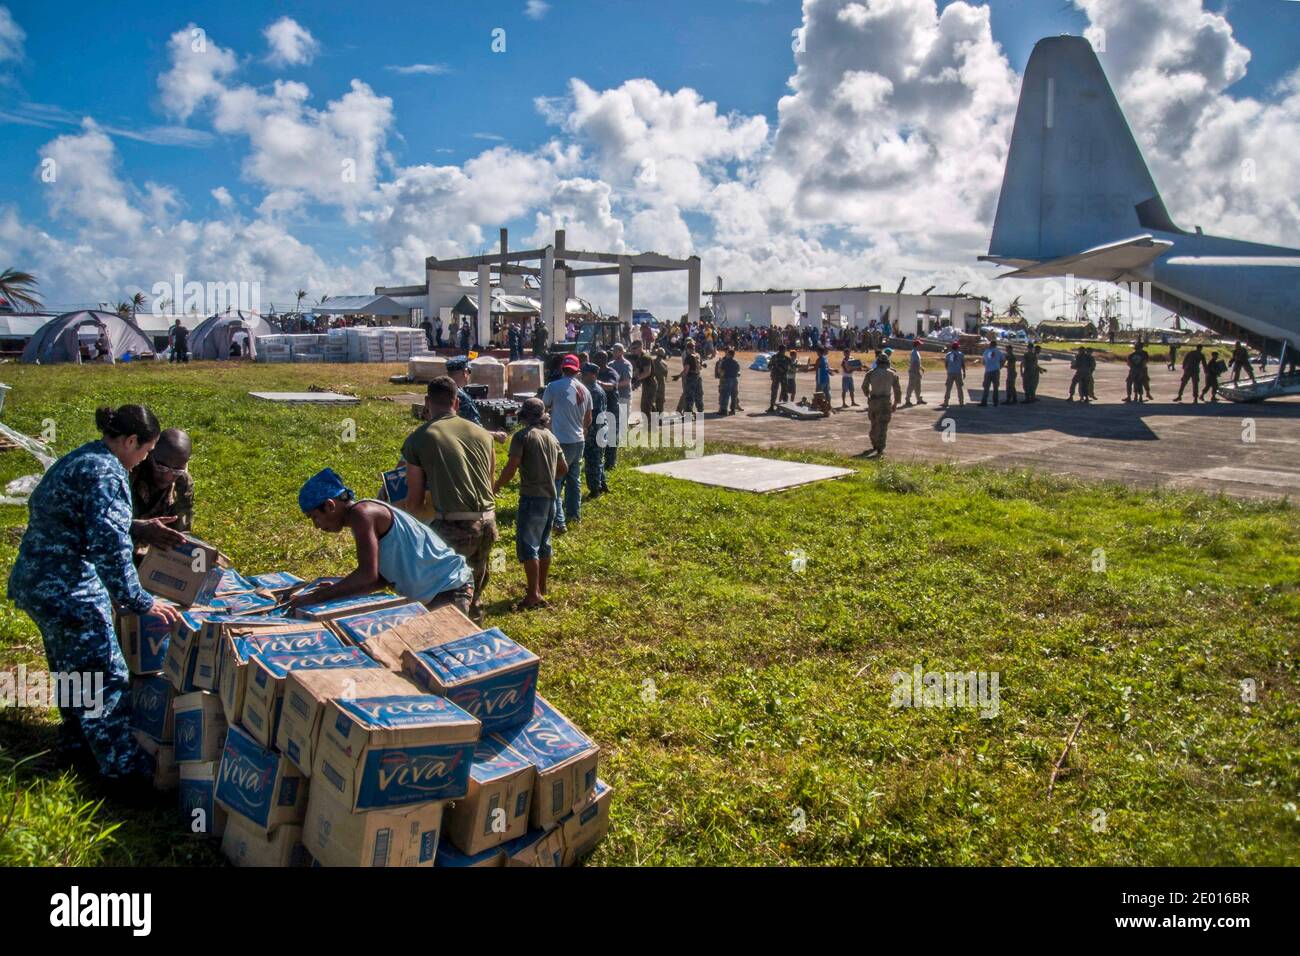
[298,467,352,513]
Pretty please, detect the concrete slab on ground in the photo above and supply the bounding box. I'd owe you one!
[635,452,853,493]
[249,391,360,405]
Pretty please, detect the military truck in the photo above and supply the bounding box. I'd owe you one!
[545,319,629,381]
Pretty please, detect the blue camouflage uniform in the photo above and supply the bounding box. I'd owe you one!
[583,377,608,496]
[597,365,620,476]
[7,440,156,779]
[456,387,483,426]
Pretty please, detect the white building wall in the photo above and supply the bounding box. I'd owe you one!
[805,289,871,329]
[710,290,983,335]
[711,291,798,327]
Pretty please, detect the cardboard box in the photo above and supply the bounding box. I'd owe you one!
[362,603,483,670]
[248,571,305,596]
[217,626,343,725]
[276,667,418,776]
[408,354,448,383]
[434,838,504,868]
[561,778,612,866]
[241,648,380,748]
[115,601,176,674]
[329,602,429,649]
[129,674,174,743]
[137,534,225,607]
[214,725,308,834]
[134,731,180,791]
[292,591,408,623]
[206,591,279,618]
[402,626,540,733]
[492,695,600,830]
[313,694,479,811]
[379,464,408,503]
[444,735,535,856]
[221,814,308,868]
[199,614,298,693]
[173,691,228,764]
[302,784,443,868]
[215,568,257,596]
[377,467,434,522]
[160,611,198,693]
[501,826,565,868]
[179,760,228,838]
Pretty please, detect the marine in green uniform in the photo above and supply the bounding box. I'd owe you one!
[652,347,669,414]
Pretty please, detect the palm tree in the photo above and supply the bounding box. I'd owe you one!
[1072,284,1096,323]
[1006,295,1024,319]
[0,269,42,312]
[295,289,307,314]
[115,301,131,318]
[130,291,147,319]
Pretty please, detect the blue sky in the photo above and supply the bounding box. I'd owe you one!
[1,0,1297,315]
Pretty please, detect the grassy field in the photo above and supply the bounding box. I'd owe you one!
[0,359,1297,866]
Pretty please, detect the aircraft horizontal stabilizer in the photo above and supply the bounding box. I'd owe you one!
[980,236,1173,281]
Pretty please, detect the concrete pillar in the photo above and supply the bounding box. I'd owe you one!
[618,258,633,324]
[477,263,491,349]
[540,246,555,343]
[552,265,567,342]
[687,256,701,325]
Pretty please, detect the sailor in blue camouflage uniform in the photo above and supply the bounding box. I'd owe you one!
[579,362,609,498]
[7,405,182,779]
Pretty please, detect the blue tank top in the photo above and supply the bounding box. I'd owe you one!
[365,500,472,604]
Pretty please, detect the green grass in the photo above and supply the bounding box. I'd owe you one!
[0,360,1297,866]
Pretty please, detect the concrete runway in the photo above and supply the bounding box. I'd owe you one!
[635,352,1300,500]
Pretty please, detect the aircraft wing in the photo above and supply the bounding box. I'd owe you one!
[980,235,1174,281]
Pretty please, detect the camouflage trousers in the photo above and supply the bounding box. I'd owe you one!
[425,581,474,620]
[638,380,657,417]
[431,516,499,624]
[868,396,894,453]
[29,599,152,780]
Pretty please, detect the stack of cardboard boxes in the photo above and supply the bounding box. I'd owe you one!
[116,535,612,867]
[253,335,292,363]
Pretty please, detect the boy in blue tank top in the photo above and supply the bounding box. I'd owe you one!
[292,467,474,616]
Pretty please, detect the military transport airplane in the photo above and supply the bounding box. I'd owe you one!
[982,35,1300,401]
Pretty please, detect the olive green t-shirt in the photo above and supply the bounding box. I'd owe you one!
[508,425,560,499]
[400,413,495,514]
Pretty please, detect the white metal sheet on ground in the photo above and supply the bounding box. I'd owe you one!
[634,453,852,493]
[248,391,360,405]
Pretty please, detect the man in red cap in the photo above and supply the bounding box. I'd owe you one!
[541,353,592,534]
[904,338,927,407]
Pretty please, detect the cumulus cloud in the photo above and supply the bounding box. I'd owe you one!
[264,16,319,67]
[157,25,239,121]
[524,1,551,21]
[159,28,395,211]
[38,120,147,236]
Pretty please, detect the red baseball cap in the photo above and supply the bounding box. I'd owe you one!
[561,354,581,372]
